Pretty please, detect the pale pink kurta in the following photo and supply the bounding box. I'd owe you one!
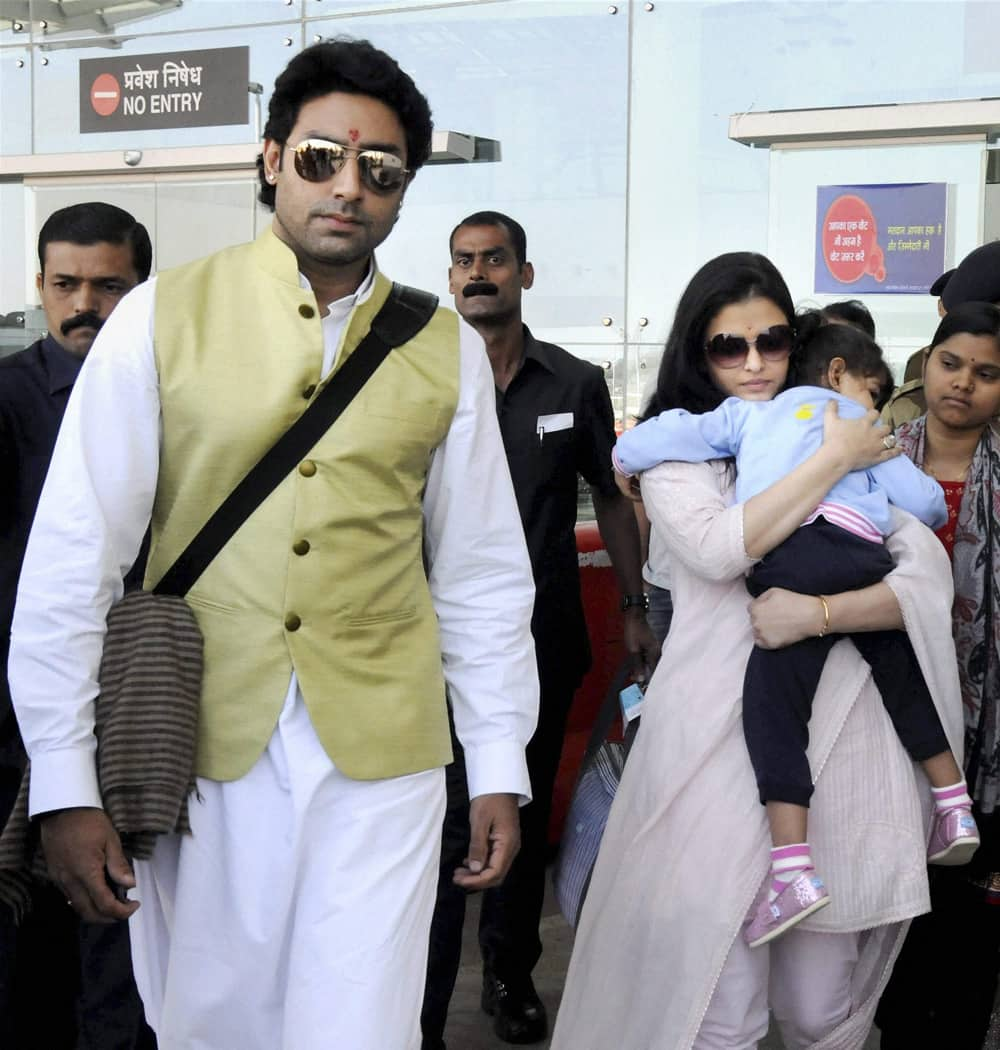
[551,459,963,1050]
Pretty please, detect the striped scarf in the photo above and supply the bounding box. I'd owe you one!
[896,417,1000,812]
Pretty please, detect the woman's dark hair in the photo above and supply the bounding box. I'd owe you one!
[257,37,433,209]
[793,310,893,409]
[929,300,1000,354]
[820,299,876,339]
[642,252,795,419]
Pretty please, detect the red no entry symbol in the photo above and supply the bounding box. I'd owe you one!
[90,73,121,116]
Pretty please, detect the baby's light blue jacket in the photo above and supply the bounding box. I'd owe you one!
[614,386,947,533]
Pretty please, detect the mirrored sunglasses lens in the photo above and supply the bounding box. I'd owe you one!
[706,334,750,368]
[295,144,344,182]
[359,154,405,191]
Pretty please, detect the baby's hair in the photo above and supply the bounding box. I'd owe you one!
[930,300,1000,354]
[819,299,876,339]
[793,310,894,409]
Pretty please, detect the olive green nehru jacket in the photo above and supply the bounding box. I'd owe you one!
[146,229,461,782]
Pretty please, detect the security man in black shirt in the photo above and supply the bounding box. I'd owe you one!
[0,201,154,1049]
[421,211,659,1047]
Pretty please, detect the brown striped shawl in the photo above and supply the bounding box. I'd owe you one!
[0,591,202,918]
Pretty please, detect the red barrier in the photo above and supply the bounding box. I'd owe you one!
[548,520,626,845]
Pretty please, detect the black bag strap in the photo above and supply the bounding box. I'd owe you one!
[154,282,438,598]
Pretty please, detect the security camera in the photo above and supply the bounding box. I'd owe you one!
[123,150,142,167]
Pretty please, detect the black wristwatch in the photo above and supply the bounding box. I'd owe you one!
[621,593,650,613]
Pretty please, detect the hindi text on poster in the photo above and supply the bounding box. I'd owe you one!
[814,183,947,295]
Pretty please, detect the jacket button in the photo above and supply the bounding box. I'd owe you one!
[292,539,310,556]
[284,612,302,632]
[298,304,315,319]
[298,460,316,477]
[302,384,316,399]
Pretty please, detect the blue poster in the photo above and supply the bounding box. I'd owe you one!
[814,183,947,295]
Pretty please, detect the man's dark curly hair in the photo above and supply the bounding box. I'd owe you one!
[256,37,433,209]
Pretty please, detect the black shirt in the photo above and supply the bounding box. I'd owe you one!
[495,326,619,685]
[0,336,83,768]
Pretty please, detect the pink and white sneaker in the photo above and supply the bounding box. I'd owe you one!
[745,869,830,949]
[927,804,980,866]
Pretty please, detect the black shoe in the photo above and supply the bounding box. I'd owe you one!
[480,969,549,1044]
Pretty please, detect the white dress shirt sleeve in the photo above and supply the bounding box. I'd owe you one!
[9,279,161,817]
[423,321,539,803]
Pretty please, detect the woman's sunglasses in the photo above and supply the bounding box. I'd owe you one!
[287,138,410,194]
[704,325,794,369]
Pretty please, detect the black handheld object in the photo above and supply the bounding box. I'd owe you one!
[105,868,129,903]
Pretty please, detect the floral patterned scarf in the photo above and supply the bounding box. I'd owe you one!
[896,416,1000,812]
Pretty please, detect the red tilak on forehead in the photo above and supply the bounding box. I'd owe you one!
[348,128,360,142]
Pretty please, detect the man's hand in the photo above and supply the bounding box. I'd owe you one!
[40,807,139,924]
[453,792,520,892]
[613,471,642,502]
[624,609,661,686]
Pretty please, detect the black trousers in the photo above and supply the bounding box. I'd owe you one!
[421,672,577,1045]
[744,520,950,807]
[877,869,1000,1048]
[0,768,156,1050]
[877,808,1000,1049]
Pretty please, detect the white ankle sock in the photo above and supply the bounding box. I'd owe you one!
[769,843,812,901]
[932,780,972,813]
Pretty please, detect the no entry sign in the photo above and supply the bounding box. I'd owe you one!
[80,46,249,133]
[90,73,121,117]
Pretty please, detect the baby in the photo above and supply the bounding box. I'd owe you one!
[614,315,979,948]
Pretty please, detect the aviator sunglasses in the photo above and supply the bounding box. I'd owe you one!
[287,138,410,193]
[704,324,794,369]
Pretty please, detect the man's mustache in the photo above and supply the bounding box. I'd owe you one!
[311,204,364,223]
[61,312,104,336]
[462,282,498,298]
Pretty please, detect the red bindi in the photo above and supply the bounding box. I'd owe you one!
[348,128,360,143]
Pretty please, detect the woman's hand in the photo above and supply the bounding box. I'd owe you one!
[743,402,900,560]
[750,581,904,648]
[821,400,900,473]
[749,587,825,649]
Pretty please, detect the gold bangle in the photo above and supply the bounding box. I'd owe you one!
[817,595,831,638]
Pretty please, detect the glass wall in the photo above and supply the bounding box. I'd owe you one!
[2,0,997,413]
[628,0,1000,411]
[326,2,629,384]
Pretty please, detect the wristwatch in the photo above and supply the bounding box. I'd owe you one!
[621,593,650,612]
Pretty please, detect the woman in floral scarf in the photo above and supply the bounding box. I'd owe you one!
[878,301,1000,1050]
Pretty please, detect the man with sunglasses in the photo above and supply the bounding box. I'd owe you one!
[421,211,659,1048]
[8,40,538,1050]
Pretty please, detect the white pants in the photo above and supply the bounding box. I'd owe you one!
[694,928,861,1050]
[129,685,447,1050]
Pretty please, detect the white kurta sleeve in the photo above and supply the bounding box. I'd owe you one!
[9,279,161,817]
[423,321,539,803]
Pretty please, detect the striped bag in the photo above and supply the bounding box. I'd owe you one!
[553,665,635,928]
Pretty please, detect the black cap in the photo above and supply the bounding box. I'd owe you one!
[942,242,1000,310]
[929,268,955,297]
